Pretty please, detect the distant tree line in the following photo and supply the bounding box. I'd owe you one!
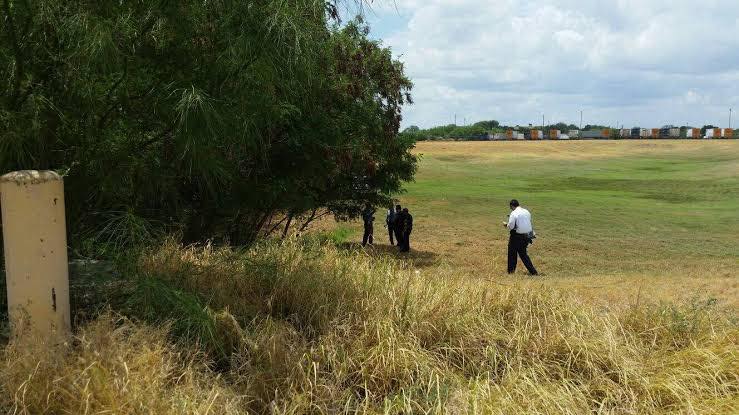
[0,1,416,253]
[401,120,500,141]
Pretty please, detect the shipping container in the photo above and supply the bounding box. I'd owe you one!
[640,128,650,138]
[581,130,604,139]
[549,129,561,139]
[630,128,641,139]
[568,129,580,139]
[530,130,543,140]
[619,128,630,138]
[658,126,673,138]
[723,128,734,138]
[682,128,700,139]
[669,128,680,138]
[505,130,514,140]
[516,132,525,140]
[704,128,722,138]
[651,128,659,138]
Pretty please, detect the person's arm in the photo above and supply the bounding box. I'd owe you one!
[506,212,517,231]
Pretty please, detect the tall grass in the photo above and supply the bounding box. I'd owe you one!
[0,314,243,414]
[1,238,737,414]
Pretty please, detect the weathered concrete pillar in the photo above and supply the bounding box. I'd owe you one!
[1,170,71,340]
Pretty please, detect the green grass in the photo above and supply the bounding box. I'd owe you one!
[364,141,739,305]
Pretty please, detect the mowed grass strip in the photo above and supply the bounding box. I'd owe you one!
[343,141,739,307]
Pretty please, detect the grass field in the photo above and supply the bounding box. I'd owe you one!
[336,140,739,307]
[1,141,737,414]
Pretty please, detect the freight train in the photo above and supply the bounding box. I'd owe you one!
[489,126,734,140]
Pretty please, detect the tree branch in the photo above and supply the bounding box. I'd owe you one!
[3,0,26,106]
[281,213,294,239]
[298,208,330,232]
[97,62,129,129]
[265,214,290,236]
[138,124,175,151]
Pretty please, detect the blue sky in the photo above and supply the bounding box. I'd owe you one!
[345,1,739,129]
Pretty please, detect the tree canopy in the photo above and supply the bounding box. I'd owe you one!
[1,0,416,251]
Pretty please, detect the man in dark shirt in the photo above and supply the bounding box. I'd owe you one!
[361,203,375,246]
[386,205,397,245]
[399,207,413,252]
[392,204,403,248]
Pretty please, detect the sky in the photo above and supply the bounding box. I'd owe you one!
[343,0,739,129]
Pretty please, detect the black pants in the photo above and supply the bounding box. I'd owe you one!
[508,233,537,275]
[362,223,374,246]
[388,225,395,245]
[394,227,403,248]
[400,230,411,252]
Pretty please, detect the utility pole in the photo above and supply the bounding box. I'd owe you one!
[730,108,732,129]
[454,114,457,125]
[580,110,583,130]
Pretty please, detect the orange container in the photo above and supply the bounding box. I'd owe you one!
[714,128,722,138]
[723,128,733,138]
[602,129,610,138]
[651,128,659,138]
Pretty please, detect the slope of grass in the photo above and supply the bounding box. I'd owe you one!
[2,239,736,414]
[343,141,738,307]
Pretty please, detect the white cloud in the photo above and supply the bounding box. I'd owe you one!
[367,0,739,128]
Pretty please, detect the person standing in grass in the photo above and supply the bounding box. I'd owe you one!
[361,203,376,246]
[386,205,397,246]
[399,207,413,252]
[503,199,538,275]
[392,204,403,247]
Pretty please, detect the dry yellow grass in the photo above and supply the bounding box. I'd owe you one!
[2,239,737,413]
[0,314,243,414]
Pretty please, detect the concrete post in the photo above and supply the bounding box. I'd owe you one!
[1,170,71,340]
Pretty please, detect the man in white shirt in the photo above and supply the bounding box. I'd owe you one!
[502,199,538,275]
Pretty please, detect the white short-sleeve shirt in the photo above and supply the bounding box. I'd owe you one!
[507,206,533,234]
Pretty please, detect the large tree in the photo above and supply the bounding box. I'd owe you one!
[0,0,415,250]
